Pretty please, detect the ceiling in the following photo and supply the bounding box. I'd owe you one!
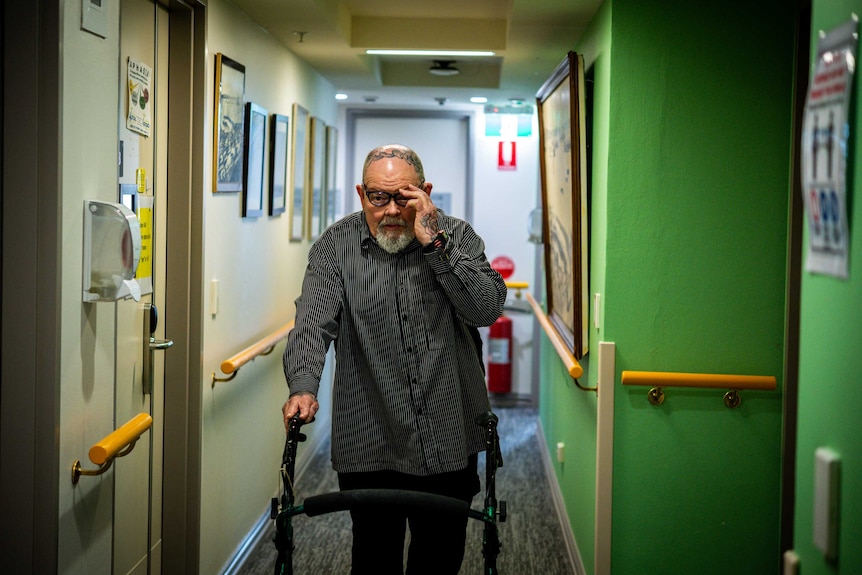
[229,0,602,108]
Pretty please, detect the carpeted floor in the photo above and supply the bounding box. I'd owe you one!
[236,406,574,575]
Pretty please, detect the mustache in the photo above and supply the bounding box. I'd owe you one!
[380,217,407,227]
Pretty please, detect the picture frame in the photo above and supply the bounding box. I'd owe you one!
[309,117,326,239]
[269,113,290,216]
[242,102,267,218]
[290,103,310,241]
[324,125,339,228]
[213,53,246,193]
[536,51,589,359]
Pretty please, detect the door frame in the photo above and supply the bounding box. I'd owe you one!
[779,0,810,558]
[157,0,207,572]
[0,1,63,572]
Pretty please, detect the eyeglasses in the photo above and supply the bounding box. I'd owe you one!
[365,190,409,207]
[363,183,425,207]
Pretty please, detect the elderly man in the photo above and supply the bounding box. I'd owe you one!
[283,144,506,574]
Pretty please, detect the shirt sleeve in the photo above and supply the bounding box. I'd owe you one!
[423,219,507,327]
[282,240,342,396]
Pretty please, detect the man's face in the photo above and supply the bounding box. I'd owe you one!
[356,157,428,252]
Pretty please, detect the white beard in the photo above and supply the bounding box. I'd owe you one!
[375,218,415,253]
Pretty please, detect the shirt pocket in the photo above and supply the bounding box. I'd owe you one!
[422,286,455,351]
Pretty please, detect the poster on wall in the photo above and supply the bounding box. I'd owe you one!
[127,58,152,137]
[135,194,154,296]
[801,19,858,279]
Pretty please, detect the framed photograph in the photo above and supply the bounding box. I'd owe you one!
[290,103,310,241]
[309,117,326,239]
[269,113,290,216]
[324,125,339,228]
[213,53,246,193]
[536,51,589,359]
[242,102,267,218]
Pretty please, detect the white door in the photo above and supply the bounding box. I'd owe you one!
[349,114,471,220]
[115,1,170,574]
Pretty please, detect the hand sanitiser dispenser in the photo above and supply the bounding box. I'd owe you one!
[83,200,142,302]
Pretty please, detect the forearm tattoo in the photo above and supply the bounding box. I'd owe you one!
[419,213,439,238]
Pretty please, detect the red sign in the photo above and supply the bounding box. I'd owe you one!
[491,255,515,279]
[498,141,517,170]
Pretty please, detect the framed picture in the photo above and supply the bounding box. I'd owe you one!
[213,53,245,193]
[536,51,589,359]
[324,125,339,228]
[290,103,310,241]
[309,117,326,239]
[269,113,290,216]
[242,102,267,218]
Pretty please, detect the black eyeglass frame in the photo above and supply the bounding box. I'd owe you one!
[362,183,425,207]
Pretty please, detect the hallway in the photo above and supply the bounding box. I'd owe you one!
[236,406,575,574]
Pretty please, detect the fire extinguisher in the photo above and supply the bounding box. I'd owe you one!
[487,314,512,393]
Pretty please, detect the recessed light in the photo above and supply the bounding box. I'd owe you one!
[429,60,460,76]
[366,49,495,57]
[470,96,488,103]
[335,93,348,100]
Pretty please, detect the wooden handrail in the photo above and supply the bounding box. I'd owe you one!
[525,292,585,380]
[212,320,295,385]
[72,412,153,484]
[621,371,776,390]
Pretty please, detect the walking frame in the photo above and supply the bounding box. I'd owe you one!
[271,411,507,574]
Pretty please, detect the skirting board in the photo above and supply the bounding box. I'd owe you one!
[221,415,330,575]
[537,420,587,575]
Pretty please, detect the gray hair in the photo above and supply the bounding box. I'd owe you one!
[362,144,425,184]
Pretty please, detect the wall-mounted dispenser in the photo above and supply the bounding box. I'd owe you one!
[83,200,142,302]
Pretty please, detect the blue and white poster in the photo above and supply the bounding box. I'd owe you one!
[801,19,857,279]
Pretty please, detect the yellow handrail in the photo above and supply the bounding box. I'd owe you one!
[504,281,529,291]
[72,412,153,484]
[212,320,295,385]
[525,292,585,381]
[621,370,776,408]
[621,371,776,390]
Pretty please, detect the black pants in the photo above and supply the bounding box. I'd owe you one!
[337,454,480,575]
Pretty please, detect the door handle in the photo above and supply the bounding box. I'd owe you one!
[143,303,173,395]
[150,337,173,351]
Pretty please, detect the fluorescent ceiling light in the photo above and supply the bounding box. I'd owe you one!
[470,96,488,103]
[366,49,495,57]
[335,93,349,100]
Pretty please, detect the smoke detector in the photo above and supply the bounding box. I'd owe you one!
[428,60,460,76]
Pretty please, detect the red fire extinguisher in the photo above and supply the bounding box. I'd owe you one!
[487,314,512,393]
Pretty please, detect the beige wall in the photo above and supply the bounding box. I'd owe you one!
[201,1,337,572]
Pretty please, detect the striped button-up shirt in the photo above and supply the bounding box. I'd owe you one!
[283,210,507,475]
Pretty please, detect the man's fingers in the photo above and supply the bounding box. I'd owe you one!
[283,397,319,428]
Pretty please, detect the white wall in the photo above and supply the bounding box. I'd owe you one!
[202,1,338,573]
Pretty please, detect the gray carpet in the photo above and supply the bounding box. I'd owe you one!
[237,406,574,574]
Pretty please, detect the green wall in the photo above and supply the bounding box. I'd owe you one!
[794,3,862,574]
[539,1,797,573]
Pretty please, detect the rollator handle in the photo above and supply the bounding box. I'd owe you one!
[475,411,498,426]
